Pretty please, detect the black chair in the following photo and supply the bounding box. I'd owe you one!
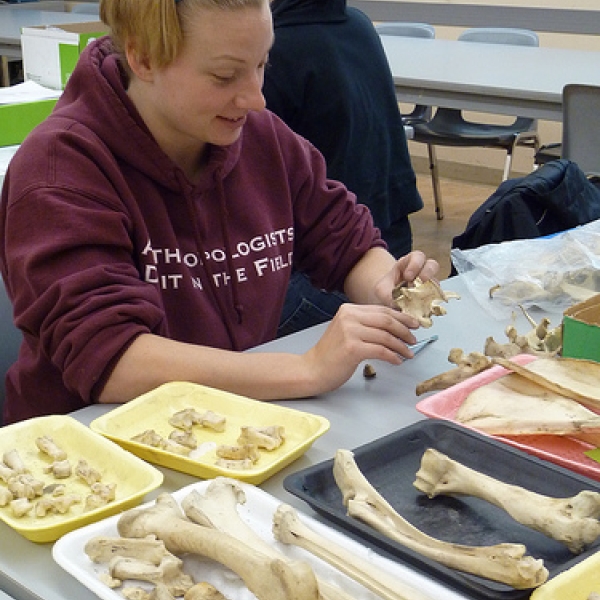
[411,28,541,221]
[0,278,22,426]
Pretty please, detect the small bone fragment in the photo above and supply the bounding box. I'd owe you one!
[85,482,116,511]
[0,463,15,483]
[98,572,121,588]
[181,478,356,600]
[132,430,166,447]
[3,450,28,474]
[44,459,72,479]
[162,438,192,455]
[8,474,44,499]
[10,497,33,518]
[44,483,66,496]
[169,409,226,432]
[131,430,190,455]
[168,430,198,449]
[363,364,376,379]
[35,436,67,461]
[0,487,13,506]
[416,350,491,395]
[109,555,194,597]
[117,492,320,600]
[85,535,169,564]
[392,278,459,328]
[76,459,102,486]
[198,410,227,432]
[151,584,177,600]
[273,504,434,600]
[238,426,285,450]
[414,448,600,554]
[216,444,259,463]
[169,409,204,431]
[332,449,548,589]
[184,582,227,600]
[34,494,81,516]
[121,587,151,600]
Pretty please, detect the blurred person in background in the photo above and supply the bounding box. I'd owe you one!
[264,0,423,335]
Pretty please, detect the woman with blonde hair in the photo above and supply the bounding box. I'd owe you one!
[0,0,438,424]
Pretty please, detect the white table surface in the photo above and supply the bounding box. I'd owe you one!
[381,35,600,121]
[0,9,101,48]
[0,276,564,600]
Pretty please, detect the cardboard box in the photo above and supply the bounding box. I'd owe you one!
[21,21,107,90]
[0,98,58,146]
[562,294,600,362]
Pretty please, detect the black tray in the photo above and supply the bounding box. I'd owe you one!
[283,420,600,600]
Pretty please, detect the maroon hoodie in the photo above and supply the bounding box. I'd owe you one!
[0,37,383,424]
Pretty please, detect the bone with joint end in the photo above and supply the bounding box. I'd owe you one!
[414,448,600,554]
[117,493,319,600]
[273,504,434,600]
[108,554,194,597]
[332,449,548,589]
[181,478,355,600]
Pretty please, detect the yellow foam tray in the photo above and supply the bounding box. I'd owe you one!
[0,415,163,543]
[90,382,330,485]
[530,550,600,599]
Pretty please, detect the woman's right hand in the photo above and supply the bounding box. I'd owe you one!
[300,303,421,395]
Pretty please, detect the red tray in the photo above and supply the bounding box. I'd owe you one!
[416,354,600,482]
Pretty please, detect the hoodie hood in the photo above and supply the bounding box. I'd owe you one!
[271,0,347,27]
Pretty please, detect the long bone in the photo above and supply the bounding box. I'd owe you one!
[181,478,356,600]
[117,492,319,600]
[414,448,600,554]
[272,504,434,600]
[332,449,548,589]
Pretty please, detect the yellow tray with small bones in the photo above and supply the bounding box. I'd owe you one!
[0,415,163,543]
[90,382,330,485]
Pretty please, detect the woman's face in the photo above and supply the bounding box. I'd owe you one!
[133,1,273,163]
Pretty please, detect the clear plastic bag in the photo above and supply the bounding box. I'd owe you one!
[450,219,600,320]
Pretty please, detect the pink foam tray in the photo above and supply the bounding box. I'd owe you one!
[416,354,600,482]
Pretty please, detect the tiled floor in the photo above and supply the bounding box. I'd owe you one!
[410,173,497,279]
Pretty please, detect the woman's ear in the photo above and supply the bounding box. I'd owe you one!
[125,42,155,82]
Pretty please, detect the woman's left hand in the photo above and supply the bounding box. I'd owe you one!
[371,250,439,308]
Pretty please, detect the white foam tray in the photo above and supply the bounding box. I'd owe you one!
[53,479,467,600]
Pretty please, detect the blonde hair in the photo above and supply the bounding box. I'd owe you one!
[100,0,266,69]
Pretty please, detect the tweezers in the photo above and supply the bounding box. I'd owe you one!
[407,334,438,356]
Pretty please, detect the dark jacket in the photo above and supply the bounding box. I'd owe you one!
[264,0,423,255]
[452,160,600,254]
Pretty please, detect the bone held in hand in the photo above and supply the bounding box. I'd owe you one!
[414,448,600,554]
[332,449,548,589]
[117,492,319,600]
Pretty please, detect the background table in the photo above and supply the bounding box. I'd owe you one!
[380,35,600,121]
[0,8,101,86]
[0,276,563,600]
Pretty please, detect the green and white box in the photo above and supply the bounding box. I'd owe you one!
[21,21,107,90]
